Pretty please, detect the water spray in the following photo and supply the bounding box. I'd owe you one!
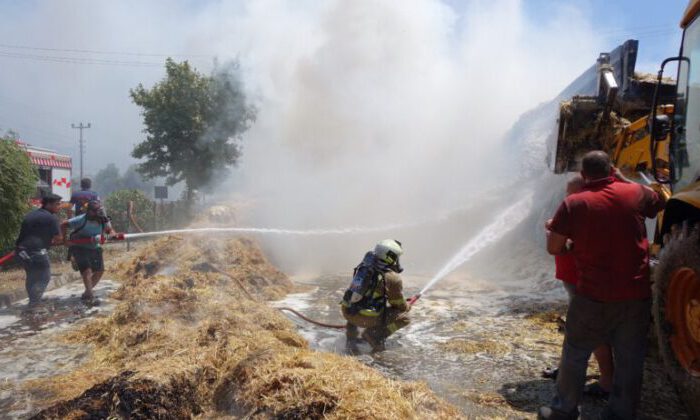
[409,194,533,304]
[122,225,405,240]
[0,221,422,267]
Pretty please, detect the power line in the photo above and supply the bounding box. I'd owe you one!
[0,42,213,58]
[0,50,164,67]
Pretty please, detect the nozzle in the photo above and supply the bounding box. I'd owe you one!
[407,294,421,306]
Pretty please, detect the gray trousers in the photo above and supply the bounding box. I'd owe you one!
[18,252,51,305]
[552,294,651,419]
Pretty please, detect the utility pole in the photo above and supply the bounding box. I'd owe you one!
[71,122,91,180]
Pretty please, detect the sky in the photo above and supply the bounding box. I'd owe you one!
[0,0,689,177]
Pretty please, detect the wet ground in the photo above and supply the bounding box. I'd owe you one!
[0,280,119,418]
[276,273,691,419]
[0,267,689,418]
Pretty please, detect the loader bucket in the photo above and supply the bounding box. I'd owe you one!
[553,96,630,174]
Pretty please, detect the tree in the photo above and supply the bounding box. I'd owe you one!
[94,163,123,197]
[130,59,255,201]
[122,164,155,195]
[105,189,155,233]
[93,163,156,198]
[0,137,38,251]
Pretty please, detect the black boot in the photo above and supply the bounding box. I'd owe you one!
[361,329,386,352]
[346,323,359,340]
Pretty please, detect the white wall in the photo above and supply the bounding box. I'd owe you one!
[51,168,72,201]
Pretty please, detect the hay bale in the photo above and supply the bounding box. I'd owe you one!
[29,236,463,419]
[557,97,630,170]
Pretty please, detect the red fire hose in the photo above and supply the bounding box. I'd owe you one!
[0,252,16,266]
[407,294,421,306]
[0,233,126,267]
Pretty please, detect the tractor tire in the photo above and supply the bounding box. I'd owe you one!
[653,223,700,418]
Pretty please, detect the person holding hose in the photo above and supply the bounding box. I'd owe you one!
[61,199,114,305]
[340,239,411,351]
[14,193,64,310]
[68,178,99,217]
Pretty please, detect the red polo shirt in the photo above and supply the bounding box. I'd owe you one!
[550,177,664,302]
[555,254,578,285]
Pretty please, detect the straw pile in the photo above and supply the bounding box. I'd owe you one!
[27,236,462,419]
[558,97,630,165]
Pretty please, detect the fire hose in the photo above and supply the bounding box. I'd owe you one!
[279,297,420,330]
[1,236,422,330]
[277,307,347,329]
[0,233,128,267]
[204,262,419,330]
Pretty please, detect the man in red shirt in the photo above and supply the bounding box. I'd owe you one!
[538,151,665,420]
[544,175,614,398]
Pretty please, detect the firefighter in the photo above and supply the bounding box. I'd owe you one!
[61,200,114,305]
[69,178,100,217]
[340,239,411,351]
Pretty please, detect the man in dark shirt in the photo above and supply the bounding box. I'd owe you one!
[539,151,666,420]
[69,178,100,217]
[15,193,64,307]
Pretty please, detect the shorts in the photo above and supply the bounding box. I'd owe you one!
[71,247,104,272]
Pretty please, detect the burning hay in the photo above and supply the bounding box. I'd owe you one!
[31,371,202,420]
[27,236,462,419]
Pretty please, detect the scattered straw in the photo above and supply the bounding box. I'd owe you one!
[27,236,463,419]
[439,339,510,356]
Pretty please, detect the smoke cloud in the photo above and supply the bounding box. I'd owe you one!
[212,0,603,273]
[0,0,605,274]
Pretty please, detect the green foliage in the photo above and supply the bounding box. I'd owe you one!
[104,189,155,233]
[0,138,38,251]
[130,59,255,200]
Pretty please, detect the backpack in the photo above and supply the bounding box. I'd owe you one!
[66,215,105,268]
[342,252,387,314]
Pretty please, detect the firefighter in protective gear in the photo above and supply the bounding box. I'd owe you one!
[340,239,411,351]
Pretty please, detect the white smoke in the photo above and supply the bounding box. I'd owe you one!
[204,0,603,272]
[0,0,604,274]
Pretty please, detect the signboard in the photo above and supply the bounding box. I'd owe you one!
[51,168,72,201]
[154,186,168,200]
